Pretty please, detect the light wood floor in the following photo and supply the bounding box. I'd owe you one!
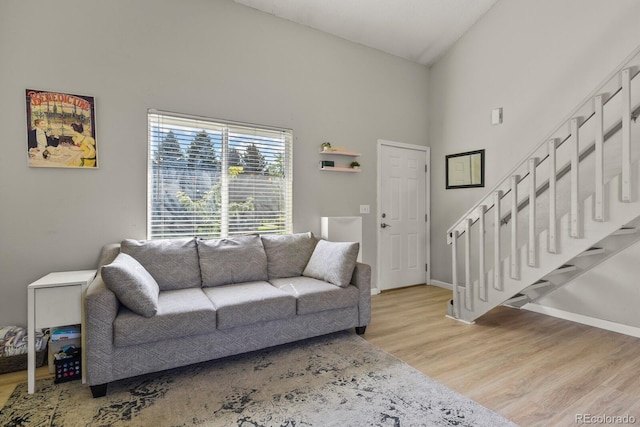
[2,285,639,426]
[365,285,640,426]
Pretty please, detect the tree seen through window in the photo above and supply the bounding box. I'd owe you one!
[148,111,292,239]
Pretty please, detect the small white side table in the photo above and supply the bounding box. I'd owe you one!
[27,269,96,394]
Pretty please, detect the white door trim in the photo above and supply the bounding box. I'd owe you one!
[376,139,430,293]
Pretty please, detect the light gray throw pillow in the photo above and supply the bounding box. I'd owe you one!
[302,239,359,288]
[101,252,160,318]
[121,238,201,291]
[261,232,317,279]
[198,235,269,287]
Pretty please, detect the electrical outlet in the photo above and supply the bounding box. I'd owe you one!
[360,205,370,214]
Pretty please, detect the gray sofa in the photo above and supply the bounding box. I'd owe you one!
[84,233,371,397]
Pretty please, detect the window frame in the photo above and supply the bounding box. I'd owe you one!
[147,109,293,239]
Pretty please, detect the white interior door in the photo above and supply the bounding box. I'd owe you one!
[378,141,429,291]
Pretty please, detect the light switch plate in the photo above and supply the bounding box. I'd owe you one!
[492,107,503,125]
[360,205,370,214]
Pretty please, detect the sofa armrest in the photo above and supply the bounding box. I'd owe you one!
[351,262,371,327]
[84,269,119,386]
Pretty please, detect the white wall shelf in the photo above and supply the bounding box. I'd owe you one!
[319,147,361,172]
[319,149,361,157]
[319,166,361,172]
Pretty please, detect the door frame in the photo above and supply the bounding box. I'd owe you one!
[376,139,430,293]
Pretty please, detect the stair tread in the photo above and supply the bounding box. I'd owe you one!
[503,293,531,309]
[547,264,578,275]
[612,227,638,235]
[526,281,554,290]
[575,247,606,257]
[506,293,529,302]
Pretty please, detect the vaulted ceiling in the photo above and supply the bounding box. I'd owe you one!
[234,0,498,66]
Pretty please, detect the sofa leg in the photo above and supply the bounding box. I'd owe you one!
[90,383,108,398]
[355,326,367,335]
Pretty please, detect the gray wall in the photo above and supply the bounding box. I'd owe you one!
[534,241,640,328]
[0,0,429,326]
[428,0,640,325]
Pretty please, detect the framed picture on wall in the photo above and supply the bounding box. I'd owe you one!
[446,149,484,189]
[25,89,98,168]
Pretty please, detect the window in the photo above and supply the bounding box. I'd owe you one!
[148,110,293,239]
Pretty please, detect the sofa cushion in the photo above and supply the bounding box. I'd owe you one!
[302,240,359,288]
[113,288,217,347]
[270,276,359,315]
[203,281,296,329]
[101,253,160,318]
[198,235,268,287]
[121,238,201,291]
[261,232,317,279]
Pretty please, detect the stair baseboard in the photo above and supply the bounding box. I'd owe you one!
[431,280,640,338]
[524,303,640,338]
[430,279,453,290]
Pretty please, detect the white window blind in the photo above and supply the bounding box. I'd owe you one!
[148,110,293,239]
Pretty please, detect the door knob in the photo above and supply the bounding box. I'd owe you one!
[381,223,392,228]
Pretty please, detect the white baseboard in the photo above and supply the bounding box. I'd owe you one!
[525,303,640,338]
[429,280,452,290]
[371,287,380,295]
[445,314,475,325]
[424,281,640,338]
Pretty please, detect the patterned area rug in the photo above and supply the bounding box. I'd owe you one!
[1,331,516,426]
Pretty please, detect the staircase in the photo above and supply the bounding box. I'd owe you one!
[446,46,640,323]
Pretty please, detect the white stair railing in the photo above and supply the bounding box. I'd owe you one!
[493,190,503,290]
[594,95,605,221]
[447,45,640,322]
[548,139,558,253]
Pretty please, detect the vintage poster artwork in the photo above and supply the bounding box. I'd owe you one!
[26,89,98,168]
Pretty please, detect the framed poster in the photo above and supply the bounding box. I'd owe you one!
[446,149,484,189]
[25,89,98,168]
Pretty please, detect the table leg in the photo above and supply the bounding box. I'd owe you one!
[27,288,35,394]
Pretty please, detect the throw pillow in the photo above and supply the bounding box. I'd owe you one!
[198,235,269,287]
[302,239,359,288]
[101,252,160,318]
[261,232,317,279]
[120,238,201,291]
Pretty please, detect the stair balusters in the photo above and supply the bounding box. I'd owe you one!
[464,218,473,311]
[510,175,520,280]
[493,190,503,290]
[548,139,558,253]
[528,158,539,267]
[595,94,605,221]
[570,117,581,238]
[451,229,459,317]
[447,59,639,323]
[622,68,632,202]
[478,205,487,301]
